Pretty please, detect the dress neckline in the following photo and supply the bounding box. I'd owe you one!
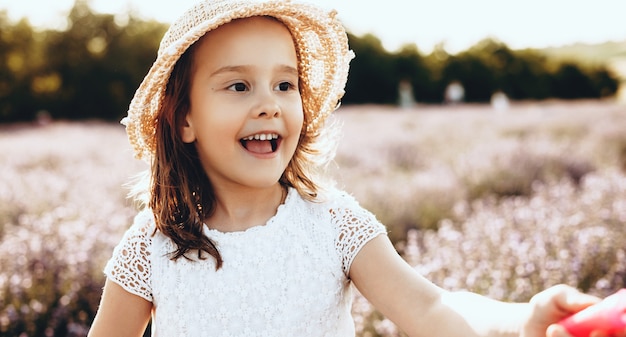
[202,187,294,238]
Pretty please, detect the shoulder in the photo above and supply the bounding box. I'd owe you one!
[295,186,376,226]
[318,187,384,230]
[311,187,388,276]
[309,185,366,211]
[120,208,158,247]
[130,208,156,235]
[110,208,156,254]
[103,208,156,302]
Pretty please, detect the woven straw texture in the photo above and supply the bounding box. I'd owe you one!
[122,0,353,160]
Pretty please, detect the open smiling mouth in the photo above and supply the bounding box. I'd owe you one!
[240,133,281,154]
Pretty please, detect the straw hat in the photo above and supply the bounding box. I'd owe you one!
[122,0,354,160]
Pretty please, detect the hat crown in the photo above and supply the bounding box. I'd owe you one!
[124,0,353,160]
[159,0,280,56]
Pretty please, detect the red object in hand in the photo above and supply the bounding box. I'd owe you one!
[559,289,626,337]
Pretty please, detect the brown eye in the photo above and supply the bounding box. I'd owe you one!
[228,83,248,92]
[276,82,292,91]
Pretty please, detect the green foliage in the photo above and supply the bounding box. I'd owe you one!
[394,44,440,102]
[0,2,167,123]
[0,12,43,121]
[0,3,621,122]
[461,41,553,100]
[437,39,620,102]
[343,33,399,104]
[344,34,619,104]
[39,1,167,121]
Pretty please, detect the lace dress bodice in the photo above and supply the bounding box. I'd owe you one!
[104,188,387,337]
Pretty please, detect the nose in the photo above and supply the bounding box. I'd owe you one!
[253,90,281,119]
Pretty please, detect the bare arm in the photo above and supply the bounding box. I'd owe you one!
[88,278,152,337]
[350,234,538,337]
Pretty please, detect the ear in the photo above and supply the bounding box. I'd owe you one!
[181,114,196,143]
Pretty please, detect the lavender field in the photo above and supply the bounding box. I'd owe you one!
[1,100,625,336]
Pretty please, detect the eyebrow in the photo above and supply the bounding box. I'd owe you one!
[210,64,298,77]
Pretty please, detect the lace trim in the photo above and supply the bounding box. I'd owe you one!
[331,191,387,276]
[103,210,153,302]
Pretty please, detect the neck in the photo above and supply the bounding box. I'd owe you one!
[206,183,286,232]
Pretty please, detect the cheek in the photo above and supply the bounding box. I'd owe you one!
[295,111,305,133]
[291,101,305,132]
[285,104,304,151]
[182,113,218,148]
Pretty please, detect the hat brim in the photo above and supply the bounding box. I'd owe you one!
[122,0,353,161]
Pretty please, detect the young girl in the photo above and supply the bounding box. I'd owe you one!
[89,1,607,336]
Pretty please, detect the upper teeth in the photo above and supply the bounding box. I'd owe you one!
[242,133,279,141]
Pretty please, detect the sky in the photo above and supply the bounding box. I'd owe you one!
[1,0,625,54]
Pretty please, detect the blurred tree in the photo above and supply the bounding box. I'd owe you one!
[441,52,495,102]
[0,5,620,123]
[343,33,397,104]
[505,50,552,100]
[470,40,554,100]
[41,0,166,121]
[551,63,596,99]
[437,38,619,103]
[392,44,438,103]
[423,43,451,102]
[587,67,619,98]
[0,13,41,121]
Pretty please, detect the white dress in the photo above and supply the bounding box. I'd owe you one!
[104,187,387,337]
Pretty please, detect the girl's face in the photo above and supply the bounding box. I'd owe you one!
[181,16,303,191]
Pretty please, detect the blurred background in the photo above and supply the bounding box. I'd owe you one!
[0,0,624,122]
[1,0,625,336]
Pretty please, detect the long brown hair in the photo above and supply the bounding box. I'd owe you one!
[149,20,337,268]
[150,42,223,268]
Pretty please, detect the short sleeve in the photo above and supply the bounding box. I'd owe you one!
[330,191,387,276]
[103,209,154,302]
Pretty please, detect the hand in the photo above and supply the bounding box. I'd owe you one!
[521,284,600,337]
